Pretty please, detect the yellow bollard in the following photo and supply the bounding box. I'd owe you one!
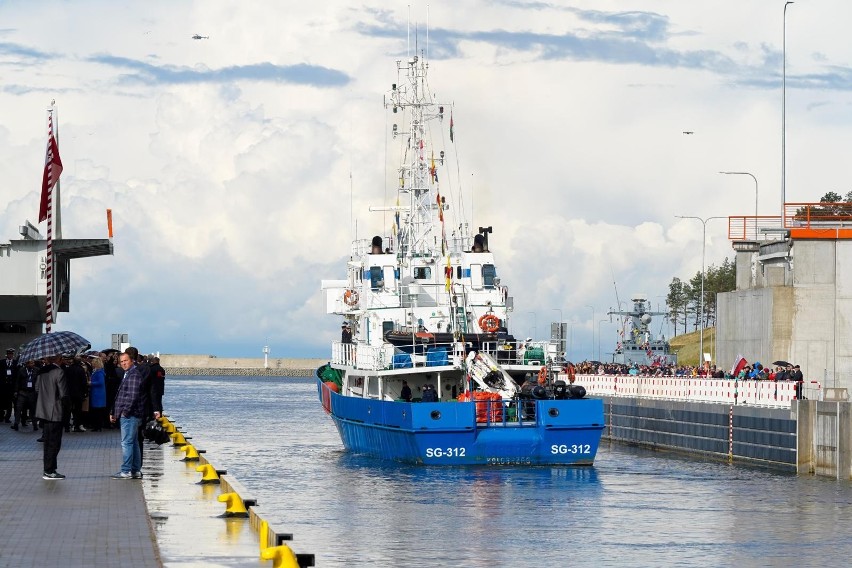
[180,444,200,461]
[259,520,270,552]
[195,463,220,484]
[217,492,249,517]
[171,431,188,446]
[160,420,176,434]
[260,544,300,568]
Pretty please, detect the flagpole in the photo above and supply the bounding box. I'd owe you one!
[41,99,63,334]
[53,104,62,240]
[45,104,56,333]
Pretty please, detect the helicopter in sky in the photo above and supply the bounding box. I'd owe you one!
[191,34,209,40]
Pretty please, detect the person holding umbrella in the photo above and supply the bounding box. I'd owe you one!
[35,355,69,480]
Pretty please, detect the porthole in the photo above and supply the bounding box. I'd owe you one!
[548,407,559,417]
[430,410,442,420]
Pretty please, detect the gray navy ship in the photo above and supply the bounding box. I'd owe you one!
[608,295,677,366]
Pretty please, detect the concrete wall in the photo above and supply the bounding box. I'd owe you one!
[603,397,797,469]
[718,239,852,393]
[795,400,852,479]
[159,354,324,372]
[601,397,852,478]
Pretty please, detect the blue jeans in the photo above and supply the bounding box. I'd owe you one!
[120,416,142,473]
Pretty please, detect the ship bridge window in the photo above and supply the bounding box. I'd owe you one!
[369,266,383,290]
[469,263,496,289]
[482,264,496,289]
[414,267,431,280]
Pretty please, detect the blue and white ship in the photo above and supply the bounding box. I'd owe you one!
[318,50,604,465]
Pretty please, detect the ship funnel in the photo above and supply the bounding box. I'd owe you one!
[371,236,383,254]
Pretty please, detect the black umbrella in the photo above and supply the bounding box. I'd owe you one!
[773,360,792,367]
[17,331,91,363]
[101,348,120,354]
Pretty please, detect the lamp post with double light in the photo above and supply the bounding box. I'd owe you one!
[675,215,726,363]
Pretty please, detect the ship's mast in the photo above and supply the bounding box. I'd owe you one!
[388,53,446,259]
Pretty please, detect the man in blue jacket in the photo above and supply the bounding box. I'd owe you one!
[110,352,146,479]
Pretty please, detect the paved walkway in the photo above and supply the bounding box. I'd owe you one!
[0,418,264,567]
[0,422,160,567]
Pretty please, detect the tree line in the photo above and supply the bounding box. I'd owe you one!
[666,191,852,337]
[666,258,735,336]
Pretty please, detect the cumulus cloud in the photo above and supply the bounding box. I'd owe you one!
[2,0,852,358]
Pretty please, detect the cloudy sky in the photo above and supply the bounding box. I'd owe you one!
[2,0,851,359]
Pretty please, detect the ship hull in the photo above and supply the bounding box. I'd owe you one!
[318,379,605,465]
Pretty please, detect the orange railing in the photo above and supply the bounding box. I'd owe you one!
[728,202,852,241]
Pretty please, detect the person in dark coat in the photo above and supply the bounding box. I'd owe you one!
[148,356,165,418]
[12,360,39,431]
[792,365,805,399]
[0,348,19,423]
[400,380,412,402]
[341,323,353,344]
[35,355,69,479]
[62,356,89,432]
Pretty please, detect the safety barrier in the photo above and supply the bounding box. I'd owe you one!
[571,374,820,408]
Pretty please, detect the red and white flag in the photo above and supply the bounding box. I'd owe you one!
[731,355,748,377]
[39,114,63,223]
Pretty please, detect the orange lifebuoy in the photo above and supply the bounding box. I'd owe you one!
[343,289,359,306]
[478,314,500,333]
[537,366,548,385]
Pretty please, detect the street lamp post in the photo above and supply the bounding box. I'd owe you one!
[598,319,608,362]
[783,1,794,216]
[719,171,758,239]
[675,215,726,364]
[585,304,594,360]
[527,311,537,340]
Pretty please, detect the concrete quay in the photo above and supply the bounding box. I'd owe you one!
[0,418,308,566]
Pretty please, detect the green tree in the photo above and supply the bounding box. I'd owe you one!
[666,277,691,335]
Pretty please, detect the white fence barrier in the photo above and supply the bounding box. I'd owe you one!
[571,374,822,408]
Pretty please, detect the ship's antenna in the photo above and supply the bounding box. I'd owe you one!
[407,5,411,58]
[610,264,622,312]
[610,264,626,331]
[426,4,429,61]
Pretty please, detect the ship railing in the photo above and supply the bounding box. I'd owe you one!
[331,341,391,371]
[572,374,822,408]
[458,395,541,427]
[479,340,554,367]
[333,340,465,371]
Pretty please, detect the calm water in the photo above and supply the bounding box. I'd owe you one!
[165,376,851,567]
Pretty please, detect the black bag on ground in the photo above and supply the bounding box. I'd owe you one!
[143,420,171,445]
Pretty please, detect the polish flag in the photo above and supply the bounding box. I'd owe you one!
[39,115,63,223]
[731,355,748,377]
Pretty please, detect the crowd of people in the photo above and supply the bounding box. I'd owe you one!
[572,359,805,382]
[0,345,165,480]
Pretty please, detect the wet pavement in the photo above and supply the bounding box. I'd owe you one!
[0,420,261,567]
